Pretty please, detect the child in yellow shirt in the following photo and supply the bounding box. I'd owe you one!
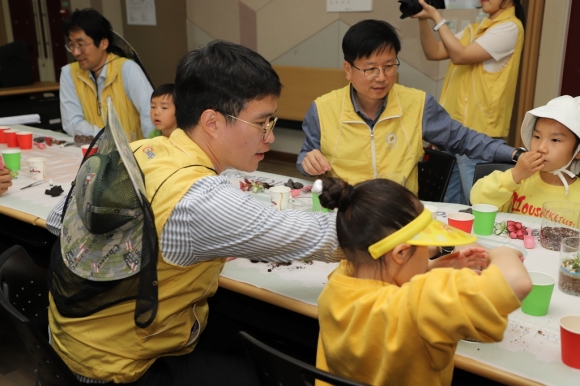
[315,177,531,386]
[471,96,580,216]
[148,83,177,138]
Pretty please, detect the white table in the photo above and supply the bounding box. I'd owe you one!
[0,125,81,227]
[2,137,578,385]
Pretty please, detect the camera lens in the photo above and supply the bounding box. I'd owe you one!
[398,0,422,19]
[398,0,446,19]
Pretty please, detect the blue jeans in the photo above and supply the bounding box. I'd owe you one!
[443,153,484,205]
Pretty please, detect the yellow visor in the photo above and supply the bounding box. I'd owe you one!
[368,209,477,259]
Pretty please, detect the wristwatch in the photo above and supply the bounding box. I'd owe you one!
[512,147,527,163]
[438,246,455,255]
[431,246,455,259]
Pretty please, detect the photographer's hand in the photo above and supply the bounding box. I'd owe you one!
[410,0,442,21]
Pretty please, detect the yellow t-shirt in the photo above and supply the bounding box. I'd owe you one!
[470,170,580,218]
[316,262,520,386]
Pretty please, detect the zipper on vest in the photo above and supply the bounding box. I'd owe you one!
[370,129,378,178]
[91,77,101,116]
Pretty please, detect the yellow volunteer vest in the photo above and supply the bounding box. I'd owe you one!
[439,7,524,137]
[49,129,225,383]
[317,84,425,194]
[70,53,144,141]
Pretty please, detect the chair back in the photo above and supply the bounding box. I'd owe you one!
[0,245,81,386]
[417,148,456,202]
[239,331,368,386]
[472,162,513,185]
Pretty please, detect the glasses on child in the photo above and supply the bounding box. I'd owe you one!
[227,114,278,141]
[65,41,95,53]
[350,58,400,80]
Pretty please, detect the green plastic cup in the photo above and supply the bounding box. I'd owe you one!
[1,149,21,171]
[521,271,556,316]
[311,192,329,212]
[472,204,498,236]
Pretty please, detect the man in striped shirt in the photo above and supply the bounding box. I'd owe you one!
[46,41,340,385]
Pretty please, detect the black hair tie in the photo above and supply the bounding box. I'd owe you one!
[339,186,356,212]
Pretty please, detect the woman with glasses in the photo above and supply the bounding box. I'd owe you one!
[297,19,518,195]
[60,8,154,143]
[414,0,525,205]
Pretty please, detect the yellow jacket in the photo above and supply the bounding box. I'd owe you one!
[71,53,144,141]
[471,169,580,218]
[316,262,520,386]
[49,129,225,383]
[317,84,425,194]
[439,7,524,138]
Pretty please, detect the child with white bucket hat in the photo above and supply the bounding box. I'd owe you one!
[471,95,580,216]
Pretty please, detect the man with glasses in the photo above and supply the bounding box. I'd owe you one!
[297,19,517,195]
[59,8,154,141]
[46,40,341,385]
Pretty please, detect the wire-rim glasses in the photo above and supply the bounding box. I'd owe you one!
[227,114,278,141]
[350,57,400,80]
[65,41,95,53]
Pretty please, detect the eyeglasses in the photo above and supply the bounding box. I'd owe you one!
[227,114,278,141]
[350,58,400,80]
[65,41,95,53]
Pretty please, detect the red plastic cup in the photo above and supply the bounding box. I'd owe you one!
[0,126,9,143]
[5,130,18,148]
[81,144,98,157]
[447,212,475,233]
[560,315,580,369]
[16,131,33,150]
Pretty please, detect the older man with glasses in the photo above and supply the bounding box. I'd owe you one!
[59,8,154,142]
[297,19,518,197]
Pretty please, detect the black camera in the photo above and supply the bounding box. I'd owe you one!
[398,0,446,19]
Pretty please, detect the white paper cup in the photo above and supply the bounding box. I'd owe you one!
[269,186,292,210]
[27,157,47,180]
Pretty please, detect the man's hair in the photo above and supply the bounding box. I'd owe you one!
[62,8,113,52]
[151,83,175,101]
[342,20,401,64]
[174,40,282,131]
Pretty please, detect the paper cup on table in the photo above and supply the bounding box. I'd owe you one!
[424,204,438,219]
[521,272,555,316]
[560,315,580,369]
[472,204,498,236]
[447,212,474,233]
[5,130,18,148]
[16,131,33,150]
[1,149,21,171]
[270,186,293,210]
[27,157,47,180]
[81,144,98,156]
[0,126,10,143]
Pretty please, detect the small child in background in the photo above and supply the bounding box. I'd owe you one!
[471,95,580,216]
[315,177,531,386]
[148,83,177,138]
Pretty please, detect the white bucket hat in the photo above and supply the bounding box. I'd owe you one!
[520,95,580,194]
